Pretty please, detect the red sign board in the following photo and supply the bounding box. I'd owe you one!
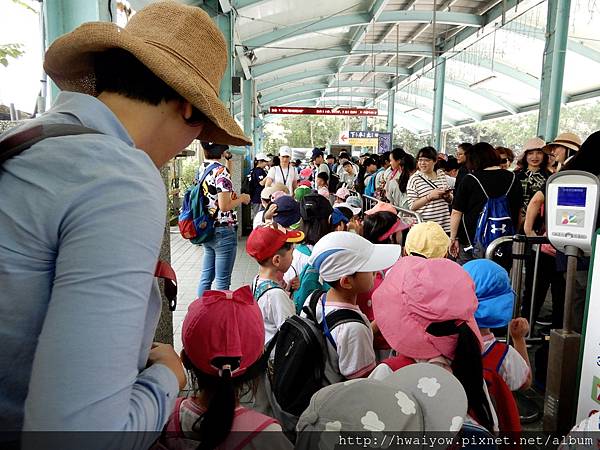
[268,106,378,116]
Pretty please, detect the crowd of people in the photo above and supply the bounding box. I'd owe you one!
[2,1,600,449]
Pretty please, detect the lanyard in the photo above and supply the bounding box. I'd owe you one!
[279,165,290,186]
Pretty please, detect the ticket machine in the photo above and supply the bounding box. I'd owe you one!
[543,171,600,433]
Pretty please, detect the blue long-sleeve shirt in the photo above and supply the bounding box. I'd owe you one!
[0,93,178,438]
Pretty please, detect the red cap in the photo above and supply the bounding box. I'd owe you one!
[182,286,264,377]
[246,225,304,261]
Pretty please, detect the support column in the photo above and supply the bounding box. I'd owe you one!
[362,116,368,131]
[386,90,395,134]
[431,57,446,151]
[243,79,254,156]
[536,0,558,138]
[537,0,571,141]
[253,118,264,153]
[43,0,114,104]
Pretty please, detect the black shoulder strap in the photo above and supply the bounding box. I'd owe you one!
[301,290,324,324]
[325,309,368,331]
[0,124,101,166]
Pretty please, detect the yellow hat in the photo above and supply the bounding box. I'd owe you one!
[404,222,450,259]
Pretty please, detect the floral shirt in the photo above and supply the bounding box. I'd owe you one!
[198,161,237,226]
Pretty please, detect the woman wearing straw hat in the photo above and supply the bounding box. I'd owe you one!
[0,2,251,438]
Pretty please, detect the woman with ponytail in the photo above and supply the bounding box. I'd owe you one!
[159,286,292,450]
[369,257,497,433]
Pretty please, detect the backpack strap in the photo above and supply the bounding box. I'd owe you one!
[504,172,516,196]
[252,279,284,302]
[229,409,280,450]
[296,244,312,256]
[467,173,489,199]
[319,294,368,350]
[0,123,179,311]
[482,340,510,373]
[165,397,186,436]
[0,123,101,165]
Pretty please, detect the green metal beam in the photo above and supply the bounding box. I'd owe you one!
[431,57,446,150]
[245,11,482,48]
[536,0,558,137]
[387,90,395,133]
[261,80,389,104]
[256,66,410,91]
[252,44,431,77]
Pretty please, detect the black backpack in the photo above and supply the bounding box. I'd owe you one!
[328,171,340,193]
[269,291,368,420]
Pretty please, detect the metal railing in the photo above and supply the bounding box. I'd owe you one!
[361,194,423,224]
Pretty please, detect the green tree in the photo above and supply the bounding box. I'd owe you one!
[1,1,36,67]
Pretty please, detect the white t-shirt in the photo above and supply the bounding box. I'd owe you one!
[302,297,376,379]
[267,165,297,192]
[482,334,530,391]
[253,210,265,229]
[253,277,295,345]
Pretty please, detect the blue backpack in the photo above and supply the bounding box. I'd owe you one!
[364,167,383,197]
[178,162,221,245]
[252,278,284,302]
[471,173,516,251]
[292,244,330,313]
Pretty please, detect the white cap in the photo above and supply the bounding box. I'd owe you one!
[255,152,271,162]
[308,231,401,282]
[336,201,361,216]
[279,146,292,157]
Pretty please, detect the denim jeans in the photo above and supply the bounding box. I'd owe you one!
[197,226,237,297]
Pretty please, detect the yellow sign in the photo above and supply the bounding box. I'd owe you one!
[348,137,378,146]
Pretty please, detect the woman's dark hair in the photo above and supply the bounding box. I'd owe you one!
[495,146,515,163]
[202,142,228,160]
[303,218,331,245]
[180,350,266,450]
[317,172,329,183]
[271,155,280,167]
[363,211,399,244]
[458,142,473,152]
[416,146,437,161]
[426,321,495,432]
[391,147,407,162]
[398,153,416,193]
[465,142,501,171]
[564,130,600,175]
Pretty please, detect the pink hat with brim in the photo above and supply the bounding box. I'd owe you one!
[365,201,398,216]
[372,256,482,360]
[377,217,412,242]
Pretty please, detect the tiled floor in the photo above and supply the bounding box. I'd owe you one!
[170,227,257,354]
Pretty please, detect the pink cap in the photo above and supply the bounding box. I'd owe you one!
[372,257,482,360]
[365,201,398,216]
[300,168,313,178]
[182,286,265,377]
[335,186,351,200]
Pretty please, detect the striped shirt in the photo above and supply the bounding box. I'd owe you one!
[406,170,451,232]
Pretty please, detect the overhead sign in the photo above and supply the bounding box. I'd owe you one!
[348,130,379,147]
[268,107,378,116]
[378,132,392,154]
[339,131,349,144]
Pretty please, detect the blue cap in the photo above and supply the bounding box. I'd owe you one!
[463,259,515,328]
[273,195,301,228]
[331,207,350,226]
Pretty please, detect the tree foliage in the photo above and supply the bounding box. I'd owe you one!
[0,44,24,67]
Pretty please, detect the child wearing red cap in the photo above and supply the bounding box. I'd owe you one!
[160,287,292,449]
[246,224,304,345]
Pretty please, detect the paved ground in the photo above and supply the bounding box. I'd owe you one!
[170,227,257,354]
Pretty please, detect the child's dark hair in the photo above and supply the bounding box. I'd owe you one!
[257,242,293,266]
[180,351,266,450]
[363,211,398,244]
[398,154,416,193]
[317,172,329,184]
[302,218,330,246]
[426,320,495,432]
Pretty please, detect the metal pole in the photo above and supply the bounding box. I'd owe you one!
[536,0,558,138]
[528,244,542,338]
[432,57,446,150]
[508,235,527,347]
[386,90,395,133]
[544,0,572,141]
[563,246,580,333]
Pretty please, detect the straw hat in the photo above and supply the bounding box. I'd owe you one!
[551,132,582,152]
[43,2,251,146]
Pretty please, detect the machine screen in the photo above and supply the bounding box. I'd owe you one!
[557,187,587,207]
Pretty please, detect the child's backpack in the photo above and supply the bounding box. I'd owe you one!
[178,162,221,245]
[291,244,330,314]
[252,278,284,302]
[268,290,369,435]
[470,173,516,252]
[364,168,383,197]
[482,341,522,434]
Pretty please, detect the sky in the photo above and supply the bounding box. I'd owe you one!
[0,0,43,114]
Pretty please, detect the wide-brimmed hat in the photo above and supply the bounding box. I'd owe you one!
[373,256,482,360]
[550,132,582,152]
[296,363,467,448]
[43,2,250,146]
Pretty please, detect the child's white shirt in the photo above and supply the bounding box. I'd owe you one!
[302,297,376,379]
[254,277,295,344]
[282,247,311,285]
[482,333,530,391]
